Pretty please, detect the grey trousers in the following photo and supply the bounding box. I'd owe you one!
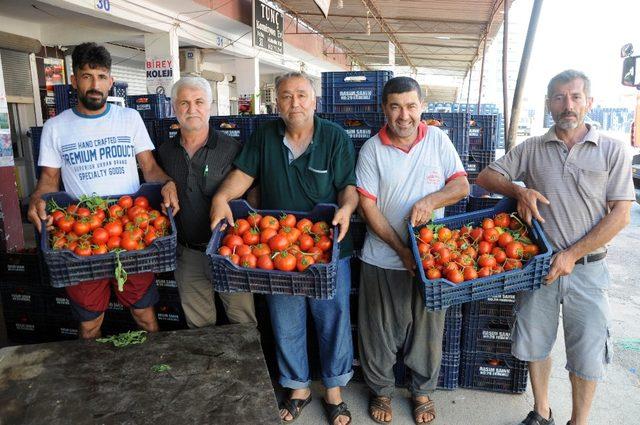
[358,262,446,397]
[175,244,256,328]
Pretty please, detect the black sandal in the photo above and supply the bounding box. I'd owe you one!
[279,394,312,423]
[321,399,352,425]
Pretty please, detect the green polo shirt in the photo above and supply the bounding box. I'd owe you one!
[234,115,356,257]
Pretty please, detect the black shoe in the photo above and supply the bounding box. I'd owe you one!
[519,409,555,425]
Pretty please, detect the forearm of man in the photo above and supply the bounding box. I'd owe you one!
[564,200,632,259]
[359,195,407,254]
[476,168,525,198]
[137,151,172,183]
[31,167,61,199]
[422,176,470,209]
[212,169,255,203]
[337,185,359,215]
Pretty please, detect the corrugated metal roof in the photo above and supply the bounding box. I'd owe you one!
[274,0,513,77]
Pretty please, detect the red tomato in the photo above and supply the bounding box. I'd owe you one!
[51,236,67,250]
[296,218,313,234]
[153,216,169,232]
[279,227,302,245]
[297,233,314,251]
[223,234,244,250]
[493,212,511,228]
[134,196,149,209]
[274,252,297,271]
[418,227,434,243]
[118,195,133,209]
[251,243,271,257]
[148,209,161,220]
[444,262,459,273]
[74,243,92,257]
[307,246,323,260]
[505,241,525,259]
[240,254,257,269]
[458,254,474,268]
[311,221,330,236]
[104,220,123,237]
[463,266,478,281]
[483,228,499,243]
[218,246,232,256]
[482,218,495,230]
[477,266,492,278]
[51,210,65,223]
[268,234,290,252]
[127,205,144,221]
[491,247,507,264]
[478,241,493,255]
[446,269,464,284]
[233,219,250,236]
[107,236,121,250]
[95,209,106,222]
[504,259,523,271]
[498,232,514,248]
[72,220,90,236]
[437,227,452,242]
[144,229,157,245]
[522,244,540,259]
[421,253,436,270]
[120,235,139,251]
[92,244,108,255]
[76,207,91,218]
[469,227,484,242]
[435,247,451,265]
[66,240,78,251]
[430,241,445,253]
[108,204,124,218]
[296,255,315,272]
[242,229,260,246]
[426,267,442,280]
[462,246,477,260]
[260,228,278,244]
[315,235,332,252]
[56,215,75,233]
[91,228,110,245]
[477,254,497,268]
[259,215,280,231]
[87,214,103,231]
[229,254,240,265]
[247,213,262,228]
[236,244,252,256]
[256,254,274,270]
[279,213,297,228]
[418,242,431,256]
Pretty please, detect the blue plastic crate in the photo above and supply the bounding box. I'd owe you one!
[443,304,462,354]
[408,198,553,310]
[350,213,366,252]
[156,118,180,146]
[209,115,255,144]
[322,71,393,113]
[254,114,279,130]
[463,294,516,318]
[109,81,128,98]
[467,184,503,212]
[460,351,528,393]
[319,112,385,152]
[142,119,157,146]
[40,183,177,288]
[126,94,172,119]
[438,351,461,390]
[0,280,48,314]
[466,149,496,178]
[53,84,78,113]
[3,310,51,344]
[469,115,498,151]
[206,200,340,299]
[421,112,469,157]
[444,198,469,217]
[462,314,514,355]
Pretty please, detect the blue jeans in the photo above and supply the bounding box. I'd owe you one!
[266,257,353,389]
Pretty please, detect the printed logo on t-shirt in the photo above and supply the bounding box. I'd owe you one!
[60,136,135,182]
[426,170,442,184]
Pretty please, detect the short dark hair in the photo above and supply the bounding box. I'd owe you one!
[547,69,591,99]
[382,76,423,104]
[71,42,111,74]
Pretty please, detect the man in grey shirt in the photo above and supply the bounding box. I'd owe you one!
[477,70,634,425]
[157,76,256,328]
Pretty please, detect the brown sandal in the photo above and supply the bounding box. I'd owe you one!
[369,395,392,424]
[412,397,436,424]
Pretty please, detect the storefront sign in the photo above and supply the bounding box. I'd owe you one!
[253,0,284,55]
[146,58,174,95]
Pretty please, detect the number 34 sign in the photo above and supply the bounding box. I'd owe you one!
[95,0,111,12]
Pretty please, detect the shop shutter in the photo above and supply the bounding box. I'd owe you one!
[111,64,147,95]
[0,49,33,98]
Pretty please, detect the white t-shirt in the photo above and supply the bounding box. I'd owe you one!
[38,104,155,198]
[356,124,467,270]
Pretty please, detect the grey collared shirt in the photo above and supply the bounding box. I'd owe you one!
[489,125,635,252]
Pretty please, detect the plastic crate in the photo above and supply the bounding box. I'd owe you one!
[469,115,498,151]
[53,84,78,113]
[350,214,366,252]
[319,112,385,152]
[444,198,469,217]
[421,112,469,157]
[463,294,516,318]
[209,115,255,144]
[460,352,528,393]
[408,198,553,310]
[141,119,157,146]
[3,310,50,344]
[0,280,48,313]
[109,81,128,98]
[322,71,393,113]
[126,94,172,119]
[155,118,180,146]
[29,126,43,177]
[350,256,361,293]
[254,114,279,130]
[155,271,179,297]
[0,249,45,283]
[40,184,177,288]
[462,314,514,355]
[466,150,496,178]
[467,184,503,212]
[443,304,462,354]
[155,294,187,331]
[206,200,340,299]
[47,314,80,341]
[438,351,461,390]
[45,288,74,316]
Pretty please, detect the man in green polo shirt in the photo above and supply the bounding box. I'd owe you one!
[211,72,358,425]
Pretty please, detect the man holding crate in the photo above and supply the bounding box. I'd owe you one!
[355,76,469,424]
[210,72,358,425]
[27,42,179,339]
[477,70,634,425]
[156,76,256,328]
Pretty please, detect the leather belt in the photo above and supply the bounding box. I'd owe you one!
[181,241,208,252]
[574,251,607,265]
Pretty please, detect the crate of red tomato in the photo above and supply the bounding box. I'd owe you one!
[206,200,340,299]
[408,198,552,310]
[40,183,177,288]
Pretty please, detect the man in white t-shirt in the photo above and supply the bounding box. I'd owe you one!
[355,77,469,424]
[27,42,179,339]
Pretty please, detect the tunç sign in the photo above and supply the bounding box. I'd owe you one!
[253,0,284,55]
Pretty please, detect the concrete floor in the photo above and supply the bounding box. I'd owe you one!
[295,202,640,425]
